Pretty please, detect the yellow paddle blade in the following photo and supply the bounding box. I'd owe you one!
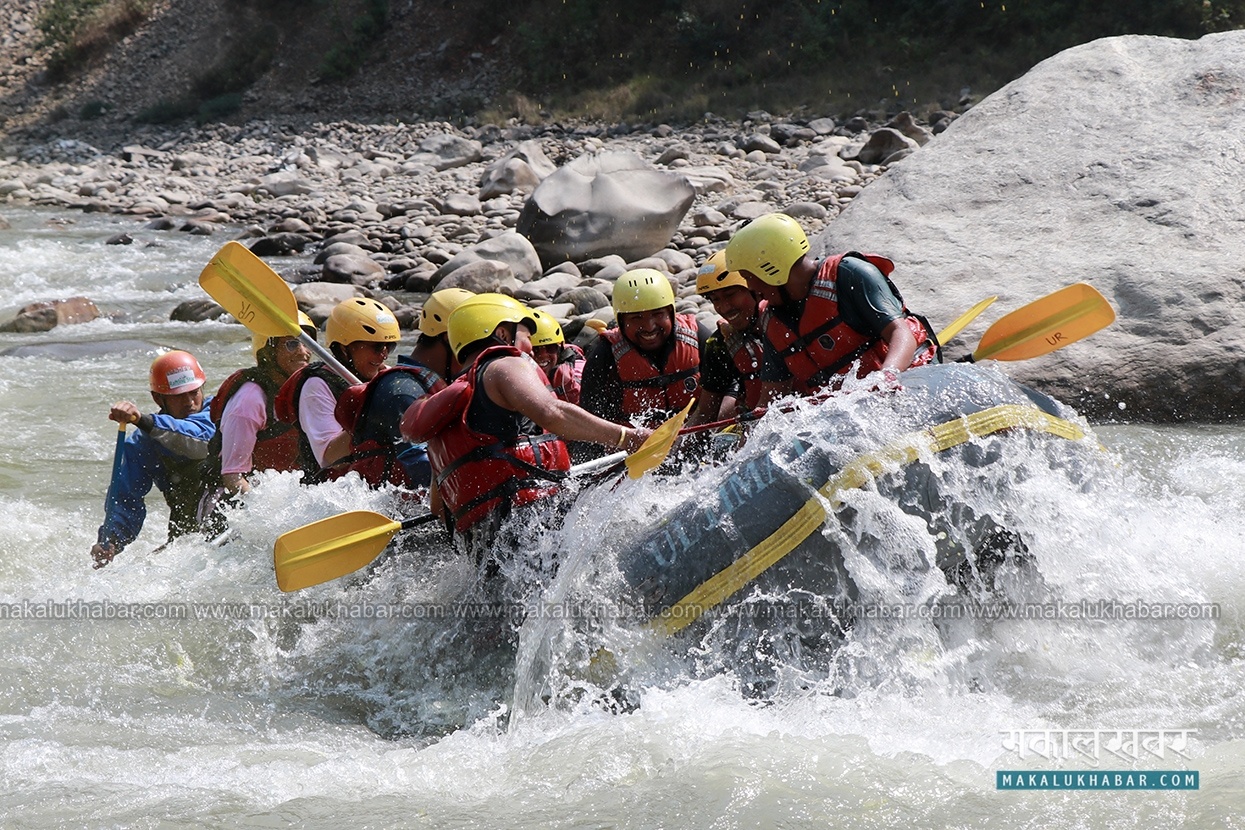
[973,282,1115,362]
[199,241,300,338]
[274,510,400,592]
[624,398,695,479]
[936,296,997,345]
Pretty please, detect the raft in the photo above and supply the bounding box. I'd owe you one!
[612,363,1095,643]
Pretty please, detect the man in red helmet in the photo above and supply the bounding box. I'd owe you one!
[90,350,216,569]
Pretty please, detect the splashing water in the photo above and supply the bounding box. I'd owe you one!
[0,207,1242,825]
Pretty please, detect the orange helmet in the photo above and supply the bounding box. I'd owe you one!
[150,350,206,395]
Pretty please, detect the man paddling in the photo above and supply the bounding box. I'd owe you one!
[724,213,938,396]
[91,351,216,568]
[401,293,653,563]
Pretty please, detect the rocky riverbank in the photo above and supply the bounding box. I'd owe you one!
[0,109,952,338]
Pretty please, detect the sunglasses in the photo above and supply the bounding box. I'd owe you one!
[273,338,310,353]
[353,341,394,355]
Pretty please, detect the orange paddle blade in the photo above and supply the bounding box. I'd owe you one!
[973,283,1115,362]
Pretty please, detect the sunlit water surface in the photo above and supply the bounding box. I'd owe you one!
[0,207,1242,828]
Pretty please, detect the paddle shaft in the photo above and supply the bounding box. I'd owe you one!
[102,422,127,524]
[299,330,361,386]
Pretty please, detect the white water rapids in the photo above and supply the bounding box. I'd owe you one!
[1,207,1243,827]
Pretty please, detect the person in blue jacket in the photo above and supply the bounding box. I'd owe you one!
[90,350,216,569]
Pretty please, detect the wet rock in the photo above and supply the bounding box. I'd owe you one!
[517,150,696,265]
[170,299,226,323]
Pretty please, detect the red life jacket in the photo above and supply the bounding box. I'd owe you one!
[721,299,771,412]
[406,346,570,532]
[208,366,301,473]
[764,253,936,393]
[274,362,353,482]
[550,343,585,404]
[333,364,444,489]
[601,312,700,423]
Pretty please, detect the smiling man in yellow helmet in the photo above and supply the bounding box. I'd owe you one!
[579,268,713,429]
[723,213,938,396]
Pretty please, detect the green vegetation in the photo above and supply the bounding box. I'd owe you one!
[488,0,1245,121]
[36,0,153,80]
[318,0,390,82]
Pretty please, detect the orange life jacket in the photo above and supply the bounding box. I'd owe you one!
[601,312,700,423]
[550,343,585,405]
[404,346,570,532]
[763,253,936,393]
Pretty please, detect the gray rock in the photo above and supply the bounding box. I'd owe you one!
[885,111,934,146]
[432,230,542,284]
[817,31,1245,421]
[435,259,516,293]
[2,296,100,332]
[321,253,386,286]
[169,299,226,323]
[314,241,372,264]
[418,133,484,171]
[853,128,920,165]
[517,150,696,265]
[555,286,611,314]
[441,193,482,216]
[515,271,581,302]
[478,140,556,198]
[249,233,312,256]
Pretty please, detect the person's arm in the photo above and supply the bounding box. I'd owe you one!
[483,356,652,452]
[298,377,348,468]
[92,429,158,565]
[577,339,625,424]
[836,255,914,372]
[141,408,215,461]
[219,382,268,493]
[689,333,733,427]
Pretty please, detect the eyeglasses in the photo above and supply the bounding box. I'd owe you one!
[273,338,310,353]
[354,341,394,355]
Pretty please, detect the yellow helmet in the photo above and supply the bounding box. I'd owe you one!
[252,311,317,360]
[447,293,537,360]
[695,251,750,295]
[419,287,476,337]
[529,308,565,347]
[325,298,400,348]
[612,269,675,315]
[724,213,810,286]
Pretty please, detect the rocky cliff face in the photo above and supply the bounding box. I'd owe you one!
[0,0,505,145]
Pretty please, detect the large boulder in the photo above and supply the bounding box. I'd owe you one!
[517,150,696,266]
[816,32,1245,422]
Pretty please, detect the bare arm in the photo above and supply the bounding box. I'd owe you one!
[879,318,918,373]
[482,356,652,451]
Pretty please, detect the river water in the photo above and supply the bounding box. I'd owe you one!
[1,206,1243,827]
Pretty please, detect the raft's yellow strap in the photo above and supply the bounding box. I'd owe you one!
[646,404,1085,637]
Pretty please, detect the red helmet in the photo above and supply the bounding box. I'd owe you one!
[150,350,206,395]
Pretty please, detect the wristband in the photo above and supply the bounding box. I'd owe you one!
[617,425,629,449]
